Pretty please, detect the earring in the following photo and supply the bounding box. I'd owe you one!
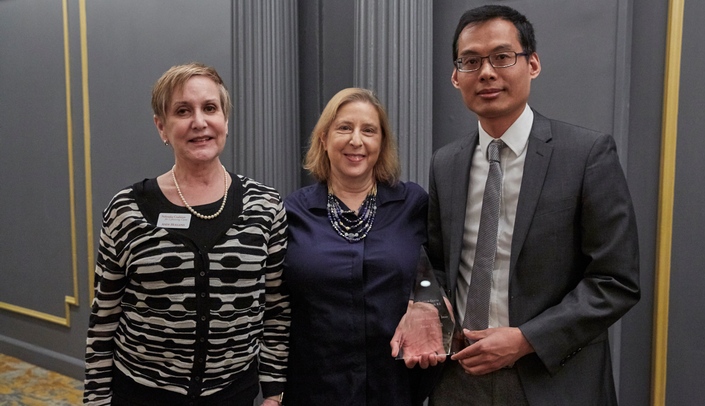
[163,139,170,146]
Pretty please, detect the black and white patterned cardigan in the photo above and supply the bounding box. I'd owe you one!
[83,174,289,405]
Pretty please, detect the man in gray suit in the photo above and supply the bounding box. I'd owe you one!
[427,5,640,406]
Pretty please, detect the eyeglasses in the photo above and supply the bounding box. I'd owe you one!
[454,51,529,72]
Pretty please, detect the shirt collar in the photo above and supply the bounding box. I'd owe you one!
[478,104,533,159]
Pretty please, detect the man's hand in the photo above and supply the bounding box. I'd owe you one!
[450,327,534,375]
[391,301,447,369]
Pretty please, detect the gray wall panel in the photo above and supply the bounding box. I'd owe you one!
[0,1,74,315]
[320,1,355,102]
[297,0,356,188]
[297,0,323,186]
[620,0,668,404]
[0,0,87,379]
[667,0,705,403]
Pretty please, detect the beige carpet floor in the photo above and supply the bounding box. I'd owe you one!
[0,353,82,405]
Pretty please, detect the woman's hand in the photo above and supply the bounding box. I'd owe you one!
[390,301,448,368]
[260,396,282,406]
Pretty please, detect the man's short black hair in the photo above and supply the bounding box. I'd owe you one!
[452,5,536,62]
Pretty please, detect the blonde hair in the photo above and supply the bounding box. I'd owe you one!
[151,62,231,122]
[304,88,401,185]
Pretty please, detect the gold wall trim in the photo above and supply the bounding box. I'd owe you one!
[652,0,684,404]
[80,0,96,304]
[63,0,80,320]
[0,0,80,328]
[0,300,75,327]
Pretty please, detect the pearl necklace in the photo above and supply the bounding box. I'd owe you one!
[327,185,377,242]
[171,164,228,220]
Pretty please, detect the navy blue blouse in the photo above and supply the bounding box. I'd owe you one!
[283,181,429,406]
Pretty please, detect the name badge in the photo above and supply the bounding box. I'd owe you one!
[157,213,192,229]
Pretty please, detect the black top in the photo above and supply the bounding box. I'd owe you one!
[140,177,239,250]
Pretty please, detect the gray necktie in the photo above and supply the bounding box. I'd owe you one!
[463,139,505,332]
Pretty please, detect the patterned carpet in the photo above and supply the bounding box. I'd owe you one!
[0,353,82,405]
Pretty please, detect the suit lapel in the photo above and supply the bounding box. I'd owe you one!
[448,132,478,293]
[510,113,553,274]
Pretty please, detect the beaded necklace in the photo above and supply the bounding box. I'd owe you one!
[171,164,228,220]
[327,185,377,242]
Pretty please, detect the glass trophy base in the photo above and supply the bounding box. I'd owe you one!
[395,247,455,360]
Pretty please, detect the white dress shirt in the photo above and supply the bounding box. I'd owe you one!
[456,104,533,328]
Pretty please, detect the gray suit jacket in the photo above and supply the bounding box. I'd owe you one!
[427,111,640,405]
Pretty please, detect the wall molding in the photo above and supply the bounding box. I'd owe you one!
[0,0,80,327]
[0,333,84,379]
[80,0,96,305]
[652,0,684,404]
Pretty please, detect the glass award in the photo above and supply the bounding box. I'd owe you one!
[395,246,456,360]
